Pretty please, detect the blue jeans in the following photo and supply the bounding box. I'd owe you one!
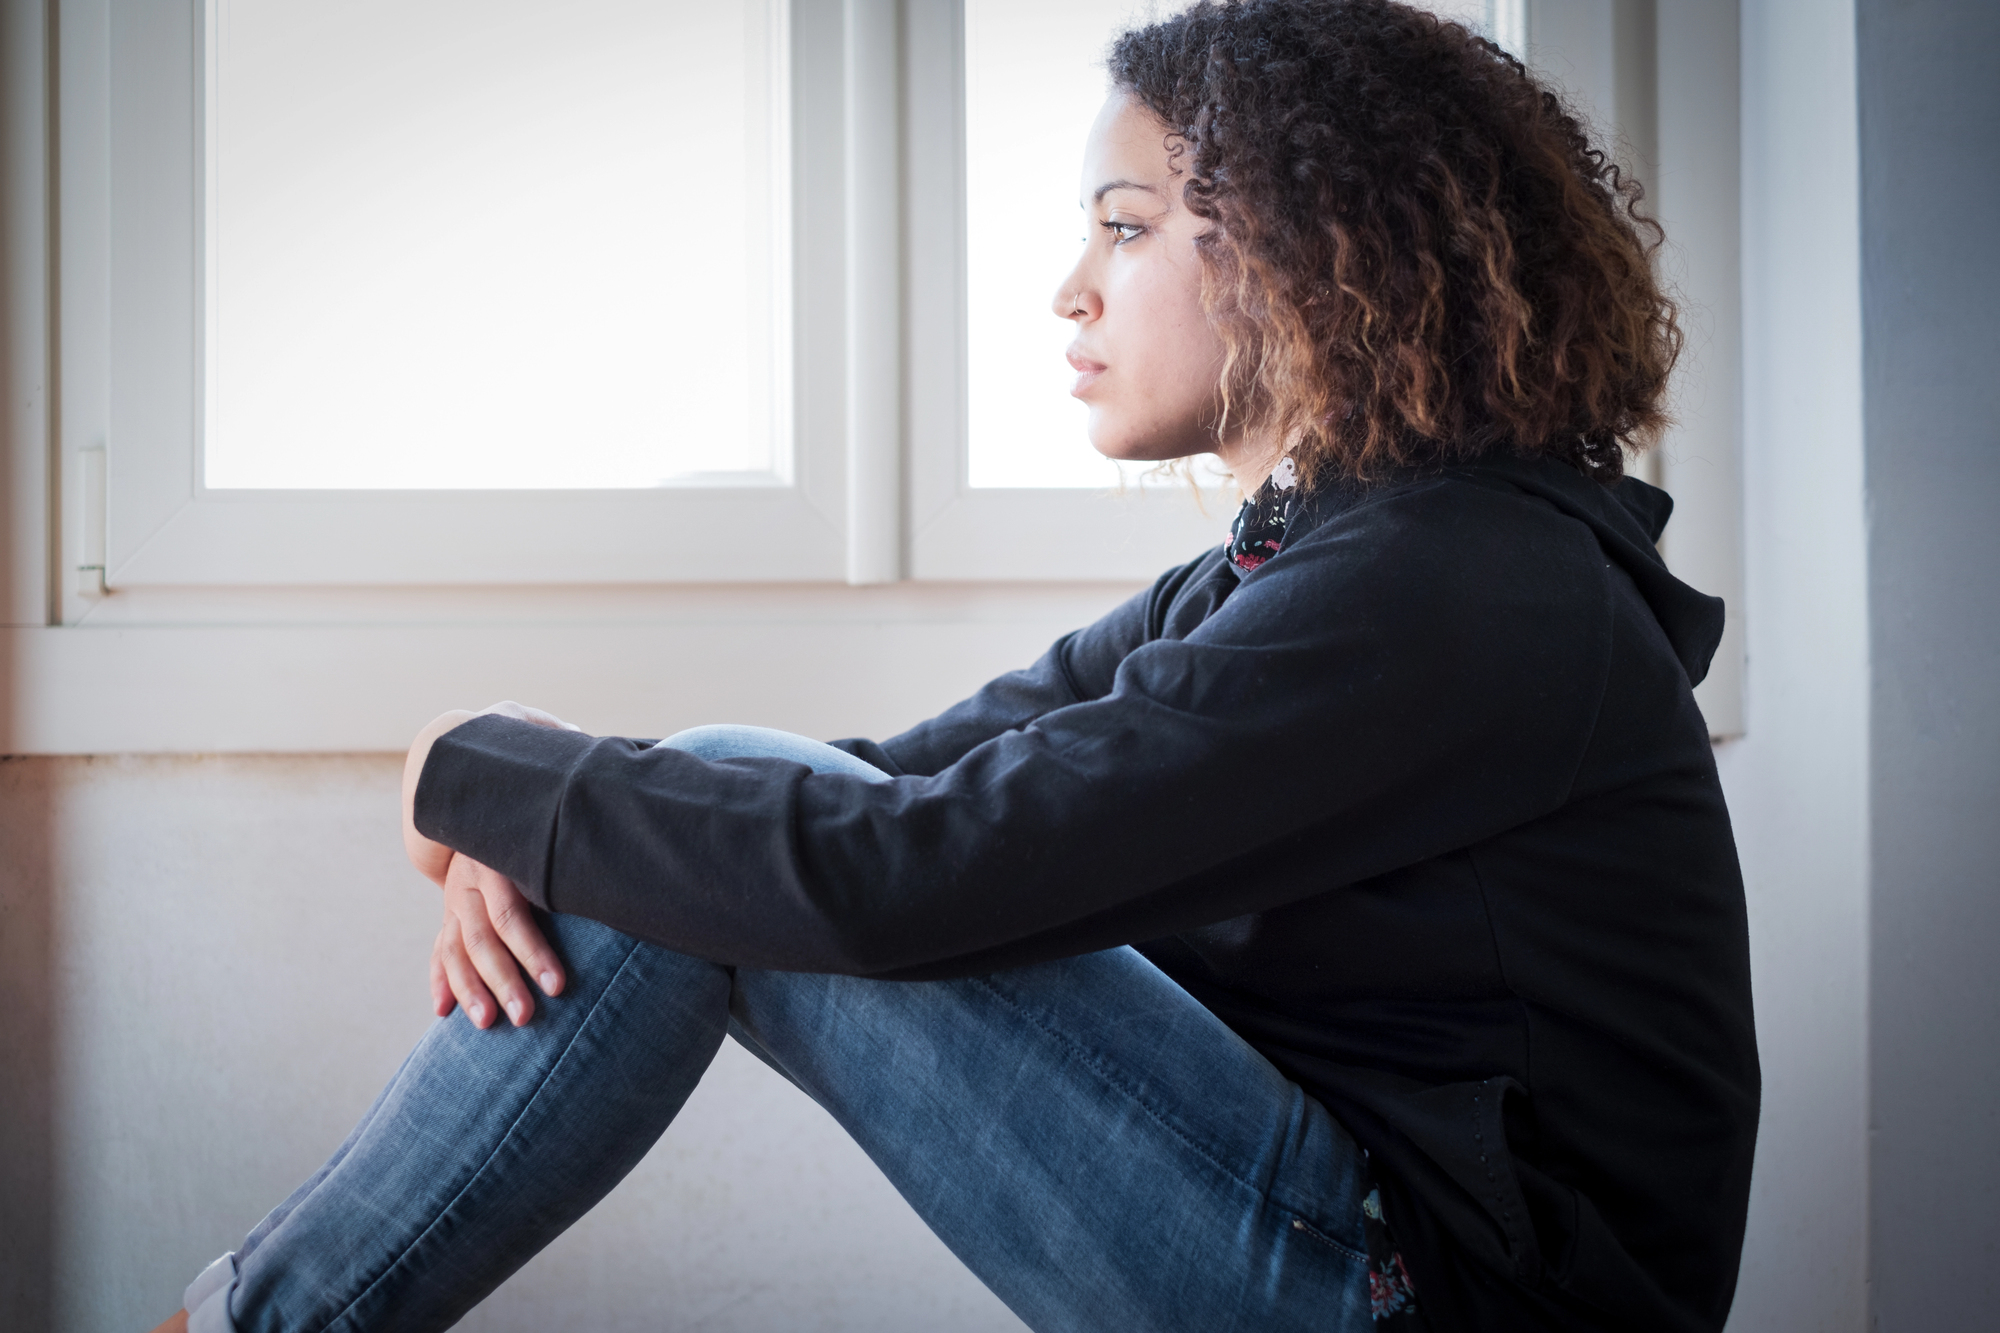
[183,728,1374,1333]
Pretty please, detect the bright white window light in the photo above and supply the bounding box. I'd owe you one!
[203,0,788,490]
[964,0,1162,490]
[1485,0,1528,58]
[1409,2,1506,50]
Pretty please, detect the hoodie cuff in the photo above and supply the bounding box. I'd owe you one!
[414,713,601,911]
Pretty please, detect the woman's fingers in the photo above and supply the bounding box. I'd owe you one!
[444,854,542,1026]
[437,909,500,1028]
[468,859,566,999]
[453,893,532,1027]
[430,925,455,1017]
[431,852,562,1029]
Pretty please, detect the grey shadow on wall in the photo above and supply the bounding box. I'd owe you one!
[0,757,58,1330]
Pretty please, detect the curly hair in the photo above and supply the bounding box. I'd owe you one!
[1107,0,1680,485]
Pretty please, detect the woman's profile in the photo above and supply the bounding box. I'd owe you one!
[156,2,1757,1330]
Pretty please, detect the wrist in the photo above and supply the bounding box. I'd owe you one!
[404,710,478,884]
[419,709,479,752]
[408,709,477,783]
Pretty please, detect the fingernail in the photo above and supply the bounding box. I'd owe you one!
[468,1002,484,1024]
[539,971,559,995]
[506,999,523,1024]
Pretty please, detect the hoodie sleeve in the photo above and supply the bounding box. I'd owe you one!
[831,552,1225,777]
[414,482,1616,977]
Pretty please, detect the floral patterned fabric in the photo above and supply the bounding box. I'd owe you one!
[1226,455,1302,574]
[1362,1180,1424,1326]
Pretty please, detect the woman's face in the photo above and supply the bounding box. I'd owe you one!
[1055,94,1233,468]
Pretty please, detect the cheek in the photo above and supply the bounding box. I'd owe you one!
[1092,269,1223,451]
[1122,265,1219,376]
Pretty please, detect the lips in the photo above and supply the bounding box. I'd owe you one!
[1066,346,1107,397]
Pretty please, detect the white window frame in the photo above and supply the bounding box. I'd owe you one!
[50,0,1232,613]
[3,0,1744,752]
[57,0,860,600]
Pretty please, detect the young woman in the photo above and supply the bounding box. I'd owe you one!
[156,2,1758,1330]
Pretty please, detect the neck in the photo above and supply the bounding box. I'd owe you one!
[1212,433,1288,496]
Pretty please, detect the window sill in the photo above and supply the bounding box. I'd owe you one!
[1,581,1144,754]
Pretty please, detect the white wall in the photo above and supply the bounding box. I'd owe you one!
[1716,0,1870,1328]
[0,752,1031,1333]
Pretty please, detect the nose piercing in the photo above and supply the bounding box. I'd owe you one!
[1070,292,1085,315]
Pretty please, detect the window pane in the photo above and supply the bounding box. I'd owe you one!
[964,0,1159,490]
[205,0,786,490]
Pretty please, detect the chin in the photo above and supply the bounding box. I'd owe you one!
[1086,406,1215,466]
[1090,440,1201,468]
[1085,420,1184,466]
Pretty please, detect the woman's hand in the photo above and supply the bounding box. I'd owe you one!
[401,700,581,887]
[431,852,566,1027]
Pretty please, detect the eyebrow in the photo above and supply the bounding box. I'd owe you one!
[1090,178,1165,204]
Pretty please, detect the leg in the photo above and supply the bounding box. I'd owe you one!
[183,727,1371,1332]
[672,735,1376,1329]
[729,951,1376,1333]
[187,911,731,1333]
[178,727,893,1332]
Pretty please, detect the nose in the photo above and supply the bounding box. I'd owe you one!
[1054,285,1095,322]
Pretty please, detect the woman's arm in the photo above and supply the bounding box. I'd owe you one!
[843,553,1218,777]
[392,566,1174,1009]
[412,485,1619,978]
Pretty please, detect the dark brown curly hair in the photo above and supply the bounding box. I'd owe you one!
[1108,0,1680,485]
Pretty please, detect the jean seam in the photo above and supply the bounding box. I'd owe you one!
[313,934,651,1333]
[1282,1209,1370,1266]
[967,974,1271,1207]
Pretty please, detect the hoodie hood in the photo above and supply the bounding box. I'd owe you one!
[1452,456,1727,686]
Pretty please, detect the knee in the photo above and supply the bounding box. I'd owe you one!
[654,726,891,785]
[655,724,783,761]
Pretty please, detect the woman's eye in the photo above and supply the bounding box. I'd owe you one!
[1100,220,1143,245]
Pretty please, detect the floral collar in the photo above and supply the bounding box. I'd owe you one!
[1226,456,1300,574]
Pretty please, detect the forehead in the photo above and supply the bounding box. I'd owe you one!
[1079,93,1178,204]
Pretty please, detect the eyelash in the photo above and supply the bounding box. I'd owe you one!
[1100,220,1144,245]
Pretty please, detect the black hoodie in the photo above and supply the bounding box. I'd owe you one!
[418,455,1760,1333]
